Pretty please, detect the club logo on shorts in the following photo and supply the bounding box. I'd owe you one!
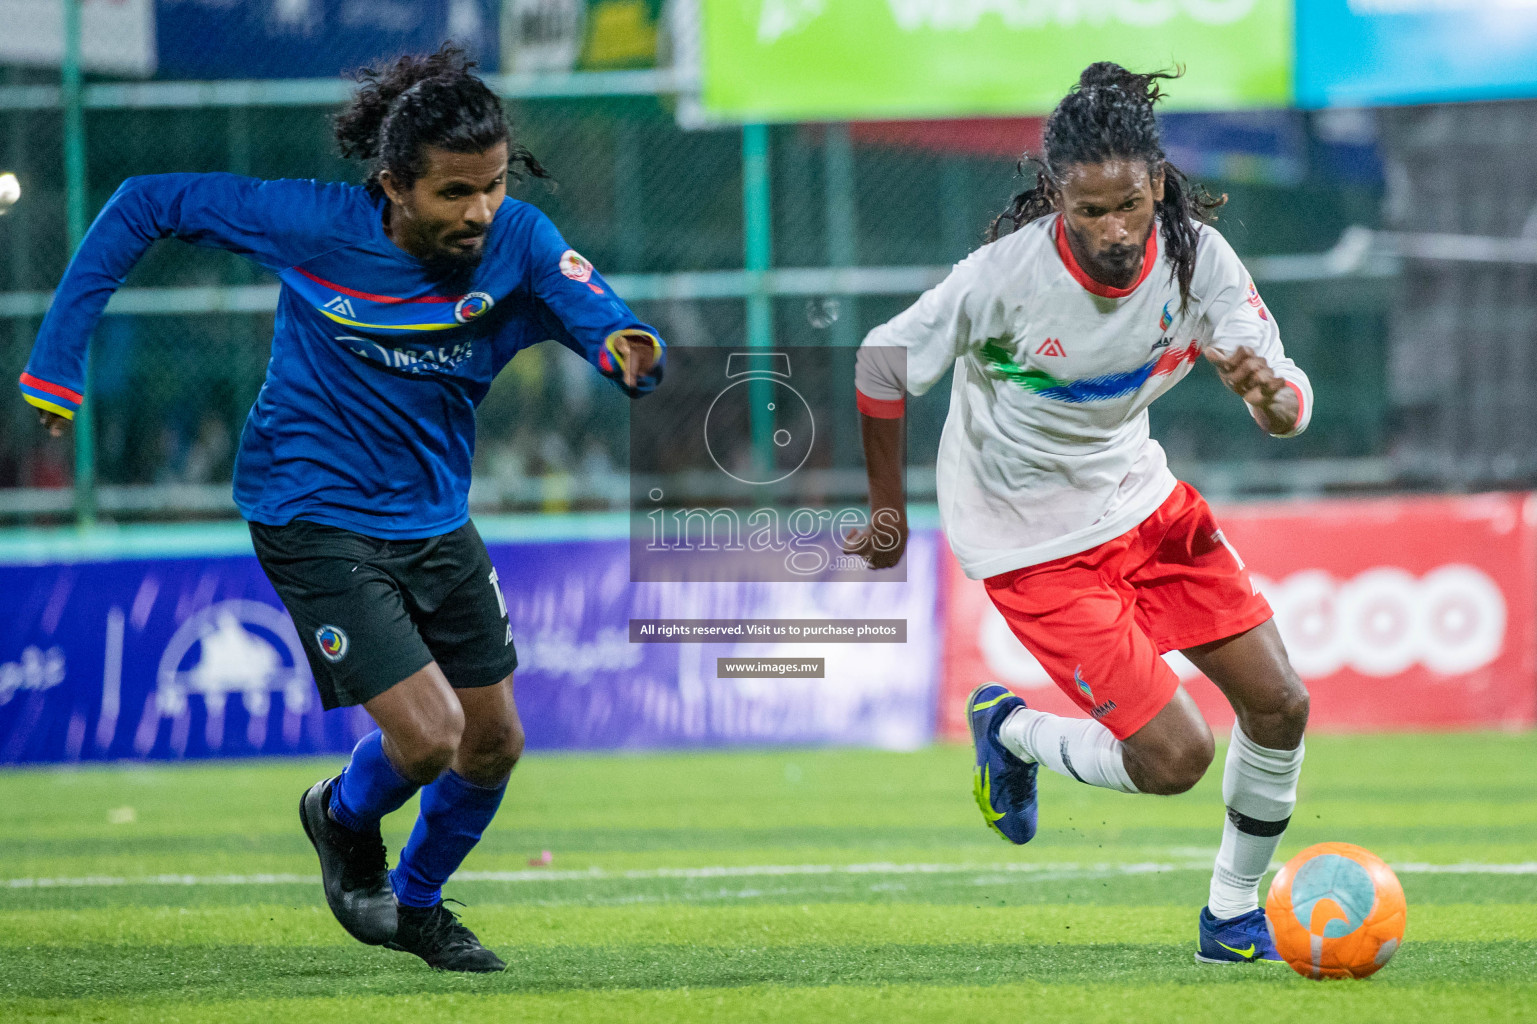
[559,249,594,283]
[315,625,349,663]
[454,291,495,324]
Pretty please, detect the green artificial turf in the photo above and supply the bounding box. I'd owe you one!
[1,733,1534,1022]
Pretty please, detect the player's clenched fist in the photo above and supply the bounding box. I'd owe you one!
[36,409,69,437]
[1204,345,1299,436]
[843,508,908,570]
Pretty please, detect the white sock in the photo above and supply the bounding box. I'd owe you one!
[1208,723,1304,920]
[998,707,1139,794]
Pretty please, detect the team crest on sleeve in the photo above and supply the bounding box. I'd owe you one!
[559,249,594,282]
[315,625,349,663]
[1246,279,1270,320]
[454,291,495,324]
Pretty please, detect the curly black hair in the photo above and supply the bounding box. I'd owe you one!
[989,62,1226,311]
[333,42,549,199]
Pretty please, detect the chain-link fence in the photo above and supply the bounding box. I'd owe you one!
[0,64,1467,526]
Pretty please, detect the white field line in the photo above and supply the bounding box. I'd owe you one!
[1391,862,1537,874]
[4,860,1535,890]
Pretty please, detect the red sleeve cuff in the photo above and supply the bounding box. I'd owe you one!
[856,389,905,419]
[1283,380,1306,434]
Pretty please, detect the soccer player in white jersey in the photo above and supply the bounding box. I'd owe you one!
[847,63,1311,964]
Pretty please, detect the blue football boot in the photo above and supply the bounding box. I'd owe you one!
[966,683,1037,844]
[1195,906,1282,964]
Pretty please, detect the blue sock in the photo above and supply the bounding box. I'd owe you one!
[328,730,419,833]
[389,769,506,908]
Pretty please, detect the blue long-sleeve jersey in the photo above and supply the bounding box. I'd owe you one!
[20,173,664,538]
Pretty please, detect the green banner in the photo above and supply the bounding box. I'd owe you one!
[701,0,1293,121]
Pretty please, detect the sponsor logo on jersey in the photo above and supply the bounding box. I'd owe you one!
[1160,299,1174,332]
[454,291,495,324]
[1074,665,1092,700]
[1035,338,1066,357]
[336,335,476,375]
[560,249,594,282]
[323,295,357,319]
[315,625,349,663]
[1091,699,1119,720]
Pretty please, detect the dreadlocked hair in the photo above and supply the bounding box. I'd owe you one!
[988,62,1226,311]
[333,42,550,199]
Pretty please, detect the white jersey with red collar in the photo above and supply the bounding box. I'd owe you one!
[855,214,1311,580]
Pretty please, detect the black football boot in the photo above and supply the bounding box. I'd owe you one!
[387,900,506,972]
[299,777,398,945]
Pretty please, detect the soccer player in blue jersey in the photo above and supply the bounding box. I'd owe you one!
[20,45,664,972]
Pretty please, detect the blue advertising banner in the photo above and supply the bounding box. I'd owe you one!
[153,0,501,80]
[1297,0,1537,107]
[0,530,940,764]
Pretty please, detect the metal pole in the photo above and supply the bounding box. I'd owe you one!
[823,123,857,349]
[62,0,94,526]
[823,123,860,469]
[742,123,774,475]
[742,123,773,346]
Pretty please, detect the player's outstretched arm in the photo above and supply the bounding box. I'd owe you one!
[20,173,342,429]
[844,409,908,570]
[524,210,665,398]
[844,252,1000,569]
[1195,228,1312,439]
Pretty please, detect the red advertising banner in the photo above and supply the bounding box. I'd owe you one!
[939,492,1537,737]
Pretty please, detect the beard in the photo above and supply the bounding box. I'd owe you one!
[1100,244,1141,270]
[1067,223,1150,287]
[420,239,486,281]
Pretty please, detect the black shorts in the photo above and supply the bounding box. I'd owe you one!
[250,518,518,710]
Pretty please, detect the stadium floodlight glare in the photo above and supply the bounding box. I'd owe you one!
[0,172,19,215]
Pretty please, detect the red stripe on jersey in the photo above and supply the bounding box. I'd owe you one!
[857,389,905,419]
[1151,342,1201,376]
[1054,215,1157,299]
[19,372,83,404]
[293,266,463,305]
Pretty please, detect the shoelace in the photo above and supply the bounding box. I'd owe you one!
[992,732,1036,811]
[335,824,388,890]
[1000,764,1035,810]
[986,715,1035,811]
[414,899,480,952]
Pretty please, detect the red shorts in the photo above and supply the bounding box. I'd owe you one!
[984,481,1272,740]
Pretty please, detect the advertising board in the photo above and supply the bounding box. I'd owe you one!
[1297,0,1537,107]
[939,493,1537,738]
[0,529,941,764]
[701,0,1293,121]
